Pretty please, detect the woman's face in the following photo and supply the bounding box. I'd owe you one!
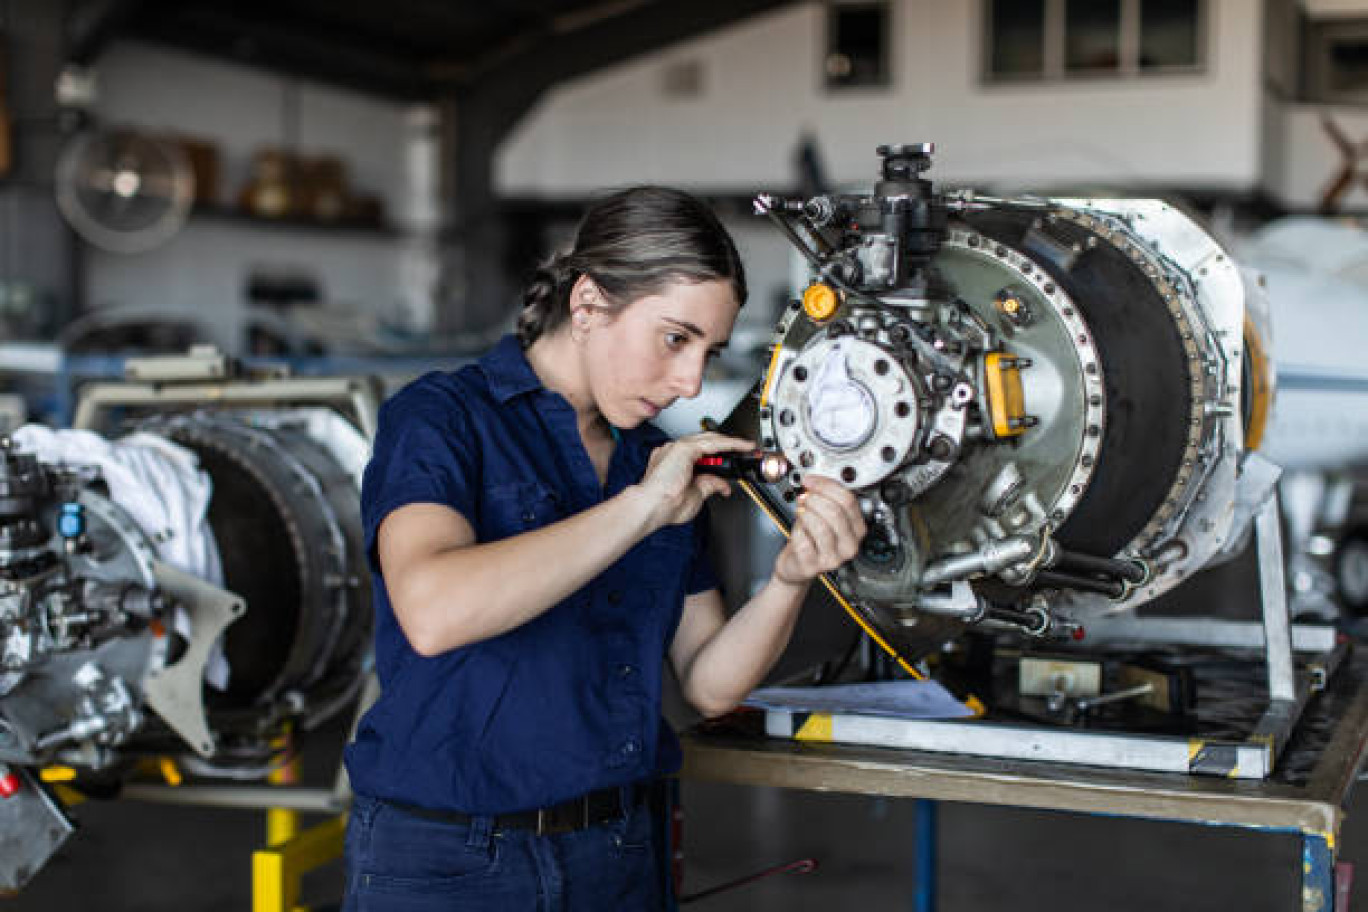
[580,278,740,428]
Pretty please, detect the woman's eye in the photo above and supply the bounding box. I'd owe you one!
[705,349,722,362]
[664,332,687,349]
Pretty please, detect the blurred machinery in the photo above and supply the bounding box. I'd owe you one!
[1236,217,1368,621]
[0,349,378,891]
[734,145,1337,778]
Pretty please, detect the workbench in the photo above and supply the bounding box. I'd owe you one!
[680,649,1368,912]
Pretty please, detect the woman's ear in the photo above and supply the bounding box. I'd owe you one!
[570,273,599,309]
[568,307,588,342]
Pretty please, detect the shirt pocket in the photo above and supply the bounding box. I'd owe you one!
[637,523,693,592]
[482,481,562,541]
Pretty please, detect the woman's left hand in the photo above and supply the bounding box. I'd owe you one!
[772,475,867,587]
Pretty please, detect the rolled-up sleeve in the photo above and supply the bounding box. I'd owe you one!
[360,379,480,571]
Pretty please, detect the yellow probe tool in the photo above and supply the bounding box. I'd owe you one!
[699,415,923,679]
[731,473,926,680]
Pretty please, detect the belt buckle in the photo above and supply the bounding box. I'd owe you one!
[535,797,592,835]
[533,805,571,836]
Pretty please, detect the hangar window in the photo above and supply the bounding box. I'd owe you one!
[985,0,1204,82]
[1140,0,1202,69]
[825,0,891,89]
[1305,19,1368,104]
[1066,0,1122,73]
[989,0,1046,79]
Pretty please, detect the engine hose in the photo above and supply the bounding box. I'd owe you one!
[1034,569,1126,598]
[1053,549,1148,584]
[983,604,1049,636]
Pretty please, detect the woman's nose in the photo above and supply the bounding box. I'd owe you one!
[673,357,705,399]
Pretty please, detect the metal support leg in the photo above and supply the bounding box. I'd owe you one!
[1256,498,1296,702]
[1302,831,1336,912]
[1249,496,1305,772]
[914,800,937,912]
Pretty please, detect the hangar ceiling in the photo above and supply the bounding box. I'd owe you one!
[68,0,799,103]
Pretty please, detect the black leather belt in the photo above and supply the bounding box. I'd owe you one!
[387,782,654,836]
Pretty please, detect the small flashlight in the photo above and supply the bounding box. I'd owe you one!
[694,451,790,484]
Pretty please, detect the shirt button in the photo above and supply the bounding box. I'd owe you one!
[521,510,536,524]
[622,739,640,756]
[607,590,623,604]
[618,664,636,678]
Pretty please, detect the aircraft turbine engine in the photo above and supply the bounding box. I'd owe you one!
[741,143,1271,663]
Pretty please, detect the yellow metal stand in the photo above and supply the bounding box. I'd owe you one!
[253,723,349,912]
[248,672,376,911]
[266,741,300,849]
[252,813,348,912]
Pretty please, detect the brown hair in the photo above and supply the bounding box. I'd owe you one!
[516,186,747,348]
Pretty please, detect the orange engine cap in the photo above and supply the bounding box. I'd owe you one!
[802,283,840,321]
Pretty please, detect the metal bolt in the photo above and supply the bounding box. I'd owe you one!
[928,436,956,461]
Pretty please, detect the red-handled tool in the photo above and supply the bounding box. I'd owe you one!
[0,764,20,799]
[694,451,790,484]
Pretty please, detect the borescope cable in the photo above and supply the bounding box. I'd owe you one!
[699,414,925,679]
[731,472,926,681]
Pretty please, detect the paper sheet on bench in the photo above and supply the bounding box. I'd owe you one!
[745,679,975,720]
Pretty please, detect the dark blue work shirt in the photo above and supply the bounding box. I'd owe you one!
[344,334,718,814]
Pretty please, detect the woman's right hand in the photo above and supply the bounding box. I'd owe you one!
[634,431,755,530]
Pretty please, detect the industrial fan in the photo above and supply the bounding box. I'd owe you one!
[55,128,194,254]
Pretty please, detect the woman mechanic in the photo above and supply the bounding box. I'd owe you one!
[342,186,866,910]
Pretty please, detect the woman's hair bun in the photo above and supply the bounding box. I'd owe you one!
[515,254,572,349]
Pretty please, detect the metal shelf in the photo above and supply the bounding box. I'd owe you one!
[189,204,402,239]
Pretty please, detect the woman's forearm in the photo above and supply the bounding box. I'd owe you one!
[392,486,656,655]
[680,576,811,717]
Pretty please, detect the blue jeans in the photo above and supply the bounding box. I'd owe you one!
[342,792,666,911]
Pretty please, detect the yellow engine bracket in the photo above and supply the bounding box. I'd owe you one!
[983,351,1027,438]
[1242,314,1273,452]
[157,756,183,787]
[758,343,784,409]
[253,812,349,912]
[39,765,77,783]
